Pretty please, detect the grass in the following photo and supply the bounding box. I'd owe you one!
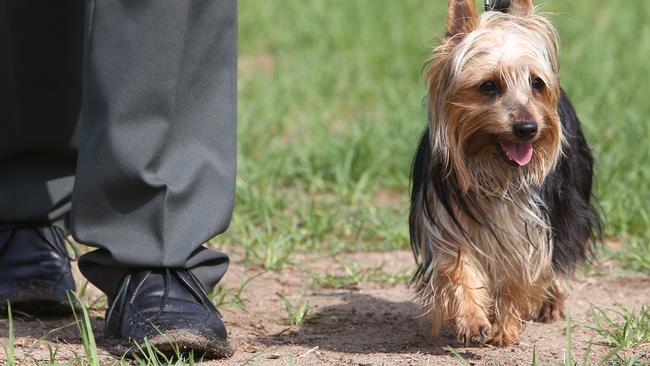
[444,313,650,366]
[222,0,431,260]
[68,292,100,366]
[3,302,14,366]
[364,264,414,286]
[213,271,265,311]
[589,306,650,349]
[610,238,650,275]
[608,355,650,366]
[1,296,203,365]
[309,262,366,289]
[310,262,412,289]
[551,1,650,241]
[214,0,650,275]
[276,293,312,327]
[131,338,199,366]
[565,316,574,365]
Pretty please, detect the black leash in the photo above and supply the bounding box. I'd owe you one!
[485,0,511,12]
[485,0,492,12]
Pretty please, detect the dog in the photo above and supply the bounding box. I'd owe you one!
[409,0,600,346]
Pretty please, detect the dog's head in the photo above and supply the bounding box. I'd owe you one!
[426,0,562,193]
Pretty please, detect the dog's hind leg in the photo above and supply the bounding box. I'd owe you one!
[490,278,548,345]
[535,279,566,323]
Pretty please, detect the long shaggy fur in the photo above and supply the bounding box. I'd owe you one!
[409,0,600,346]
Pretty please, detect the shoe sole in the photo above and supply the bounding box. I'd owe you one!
[117,329,234,360]
[0,288,77,317]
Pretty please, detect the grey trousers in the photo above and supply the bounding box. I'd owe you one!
[0,0,236,298]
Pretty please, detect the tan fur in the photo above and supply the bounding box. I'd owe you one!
[508,0,535,16]
[446,0,478,39]
[415,191,554,345]
[426,11,562,192]
[414,1,566,346]
[536,279,566,323]
[420,249,492,342]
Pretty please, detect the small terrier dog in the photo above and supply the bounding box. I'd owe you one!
[409,0,600,346]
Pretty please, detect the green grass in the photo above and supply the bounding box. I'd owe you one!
[213,0,650,274]
[2,296,202,365]
[610,238,650,275]
[213,271,265,311]
[445,316,641,366]
[309,262,366,289]
[551,1,650,275]
[68,292,100,366]
[364,264,413,286]
[3,302,15,366]
[310,262,412,289]
[131,338,200,366]
[589,306,650,349]
[276,293,312,327]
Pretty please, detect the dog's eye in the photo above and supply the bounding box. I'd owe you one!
[531,77,545,92]
[479,80,500,95]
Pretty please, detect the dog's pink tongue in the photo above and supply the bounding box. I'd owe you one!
[500,141,533,166]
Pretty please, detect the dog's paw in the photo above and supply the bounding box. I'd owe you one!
[455,312,491,346]
[535,296,565,323]
[488,316,522,346]
[488,330,519,346]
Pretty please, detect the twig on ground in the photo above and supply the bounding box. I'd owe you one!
[297,346,319,359]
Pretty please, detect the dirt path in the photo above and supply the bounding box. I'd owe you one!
[1,251,649,365]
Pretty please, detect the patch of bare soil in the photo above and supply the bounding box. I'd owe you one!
[1,251,649,365]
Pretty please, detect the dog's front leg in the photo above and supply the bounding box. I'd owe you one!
[428,252,492,345]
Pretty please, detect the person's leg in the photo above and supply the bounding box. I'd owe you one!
[74,0,235,304]
[72,0,236,357]
[0,0,84,312]
[0,0,84,225]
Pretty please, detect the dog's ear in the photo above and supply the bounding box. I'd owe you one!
[503,0,535,16]
[446,0,478,38]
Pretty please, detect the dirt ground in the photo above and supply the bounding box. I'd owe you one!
[1,250,649,365]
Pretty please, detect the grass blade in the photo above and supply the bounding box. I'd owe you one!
[4,301,15,366]
[68,291,99,366]
[565,315,573,366]
[444,346,472,366]
[596,344,625,366]
[582,338,594,366]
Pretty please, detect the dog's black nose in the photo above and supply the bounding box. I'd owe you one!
[513,121,538,140]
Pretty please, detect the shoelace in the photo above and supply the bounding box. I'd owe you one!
[36,225,79,261]
[143,269,220,323]
[0,224,77,261]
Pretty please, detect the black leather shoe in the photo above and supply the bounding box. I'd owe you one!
[0,224,76,315]
[105,269,233,359]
